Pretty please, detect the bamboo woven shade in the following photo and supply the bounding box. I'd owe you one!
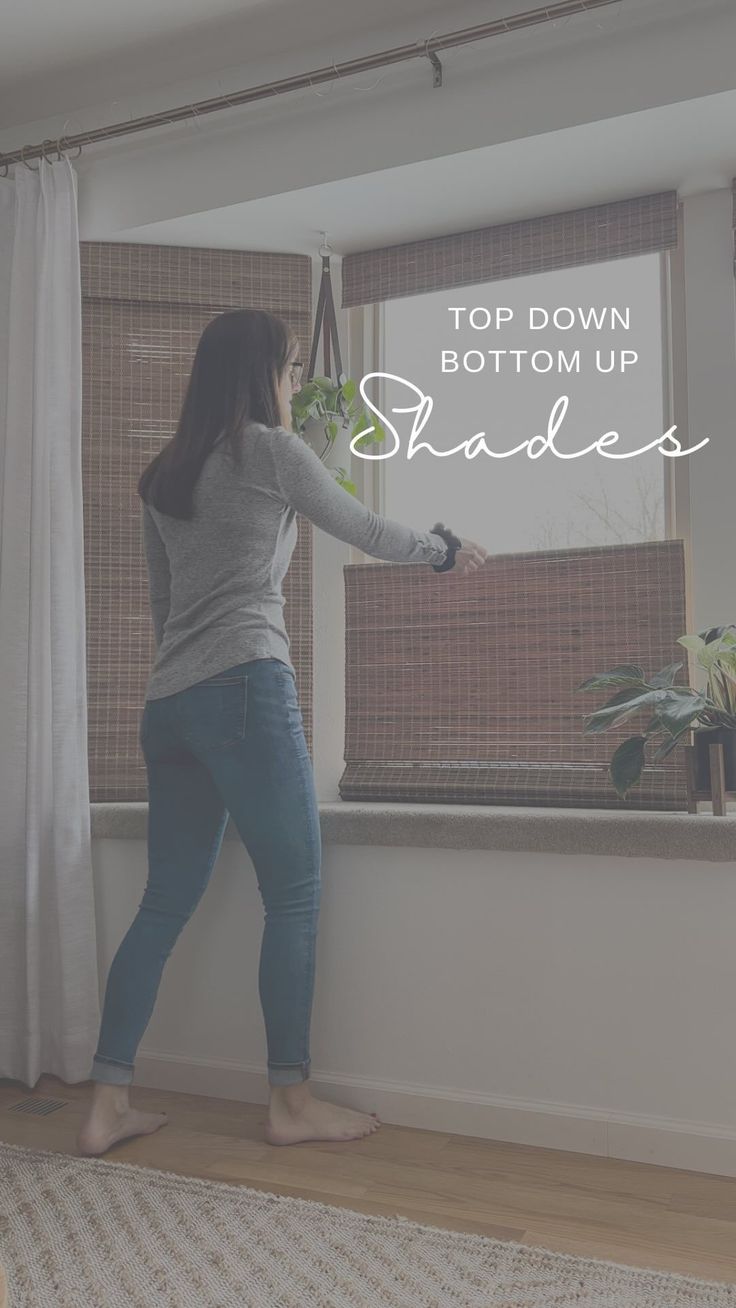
[342,192,678,307]
[81,242,313,803]
[340,540,688,811]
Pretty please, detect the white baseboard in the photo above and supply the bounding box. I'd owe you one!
[135,1050,736,1178]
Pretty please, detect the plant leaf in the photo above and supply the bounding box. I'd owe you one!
[583,689,668,734]
[577,665,646,692]
[351,410,380,442]
[698,645,721,672]
[698,625,736,644]
[295,382,323,404]
[585,690,669,732]
[334,470,357,495]
[654,689,707,736]
[609,736,647,797]
[602,687,654,709]
[677,634,705,654]
[651,726,691,763]
[648,661,683,688]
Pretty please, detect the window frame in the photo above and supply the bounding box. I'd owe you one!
[662,215,695,623]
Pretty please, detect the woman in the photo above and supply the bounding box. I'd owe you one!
[78,308,489,1156]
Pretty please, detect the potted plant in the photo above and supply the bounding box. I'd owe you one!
[577,625,736,799]
[290,375,386,495]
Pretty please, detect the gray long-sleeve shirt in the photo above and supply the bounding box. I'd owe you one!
[141,422,449,700]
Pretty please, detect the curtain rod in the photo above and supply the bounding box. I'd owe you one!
[0,0,622,170]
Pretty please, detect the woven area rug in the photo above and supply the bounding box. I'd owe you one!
[1,1142,735,1308]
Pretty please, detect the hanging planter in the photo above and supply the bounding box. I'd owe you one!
[292,376,386,495]
[291,238,385,495]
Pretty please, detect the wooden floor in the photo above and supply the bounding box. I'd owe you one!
[2,1076,736,1286]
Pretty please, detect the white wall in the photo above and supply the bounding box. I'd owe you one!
[93,833,736,1174]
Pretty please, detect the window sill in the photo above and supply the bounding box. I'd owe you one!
[90,801,736,862]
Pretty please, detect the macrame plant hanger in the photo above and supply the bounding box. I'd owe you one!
[307,234,345,385]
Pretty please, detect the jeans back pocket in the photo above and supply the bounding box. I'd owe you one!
[177,674,248,752]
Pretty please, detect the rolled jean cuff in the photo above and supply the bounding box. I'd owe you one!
[268,1059,310,1087]
[91,1055,135,1086]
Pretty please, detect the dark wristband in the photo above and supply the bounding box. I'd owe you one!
[430,522,463,572]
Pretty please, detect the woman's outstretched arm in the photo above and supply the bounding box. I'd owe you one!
[267,427,450,566]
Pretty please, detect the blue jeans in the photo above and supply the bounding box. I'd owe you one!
[91,657,321,1088]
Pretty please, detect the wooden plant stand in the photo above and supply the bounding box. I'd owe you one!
[684,742,735,815]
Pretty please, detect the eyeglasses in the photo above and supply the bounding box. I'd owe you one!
[288,361,304,384]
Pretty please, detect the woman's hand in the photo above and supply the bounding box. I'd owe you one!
[449,538,491,576]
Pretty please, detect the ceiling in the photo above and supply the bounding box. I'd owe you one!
[117,91,736,256]
[1,0,506,128]
[5,0,734,259]
[2,0,708,133]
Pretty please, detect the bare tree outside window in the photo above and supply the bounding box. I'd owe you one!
[532,468,664,550]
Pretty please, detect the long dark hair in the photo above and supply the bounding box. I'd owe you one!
[138,309,299,519]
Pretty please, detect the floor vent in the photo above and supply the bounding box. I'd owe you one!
[8,1097,68,1117]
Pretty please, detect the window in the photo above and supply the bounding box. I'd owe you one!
[380,254,667,551]
[339,197,689,811]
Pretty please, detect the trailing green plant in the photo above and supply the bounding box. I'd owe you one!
[291,376,386,495]
[577,625,736,798]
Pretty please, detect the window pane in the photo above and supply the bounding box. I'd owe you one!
[381,254,665,551]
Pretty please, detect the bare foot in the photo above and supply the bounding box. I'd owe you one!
[265,1084,382,1146]
[78,1084,168,1157]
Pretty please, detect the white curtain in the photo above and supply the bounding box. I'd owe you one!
[0,159,99,1086]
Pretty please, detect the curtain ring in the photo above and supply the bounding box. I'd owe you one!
[20,144,39,171]
[0,159,9,178]
[20,145,40,172]
[50,137,82,164]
